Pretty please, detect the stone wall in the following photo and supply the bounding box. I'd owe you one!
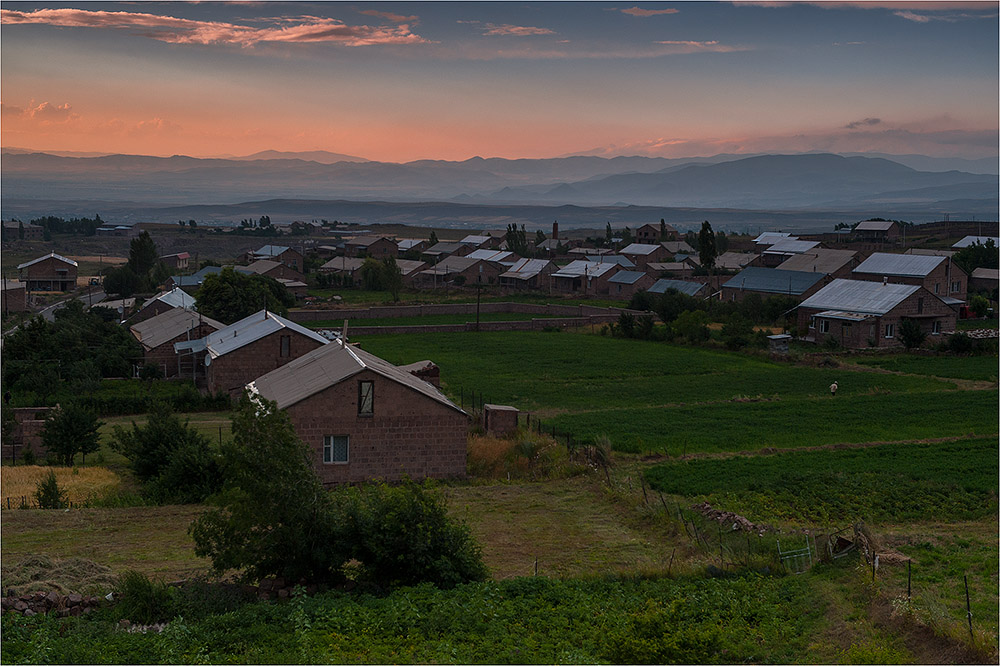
[288,301,640,322]
[206,331,326,396]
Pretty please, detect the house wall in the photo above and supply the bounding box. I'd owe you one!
[144,322,221,378]
[273,249,304,271]
[285,368,468,484]
[19,257,78,292]
[852,260,967,302]
[623,246,669,269]
[609,274,655,300]
[261,264,306,282]
[2,285,27,313]
[207,331,326,396]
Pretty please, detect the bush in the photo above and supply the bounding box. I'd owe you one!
[34,470,67,509]
[721,313,754,350]
[603,599,722,664]
[112,571,177,625]
[947,332,974,354]
[898,318,926,350]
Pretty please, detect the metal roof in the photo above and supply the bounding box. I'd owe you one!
[799,279,919,315]
[715,252,756,270]
[753,232,793,245]
[501,258,553,280]
[17,252,78,270]
[551,260,619,279]
[723,267,827,295]
[424,242,468,254]
[972,267,999,280]
[648,279,706,297]
[660,241,695,253]
[763,239,820,255]
[906,248,955,257]
[199,310,328,359]
[621,243,661,256]
[647,262,693,272]
[460,235,493,245]
[608,270,647,285]
[247,340,465,414]
[346,235,394,247]
[130,307,224,350]
[777,249,857,274]
[583,255,635,268]
[141,287,196,311]
[397,239,425,250]
[395,259,427,276]
[813,310,875,322]
[853,252,945,278]
[252,245,292,258]
[952,235,998,248]
[236,259,282,275]
[320,257,364,272]
[854,220,897,231]
[467,249,515,262]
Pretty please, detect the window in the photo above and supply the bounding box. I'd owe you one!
[819,319,830,334]
[323,435,349,464]
[885,323,895,339]
[932,320,941,335]
[934,283,940,294]
[358,380,374,415]
[951,280,961,293]
[279,335,291,357]
[917,297,923,315]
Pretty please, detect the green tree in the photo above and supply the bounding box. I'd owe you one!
[195,267,295,324]
[698,221,717,271]
[535,229,547,247]
[672,309,710,343]
[659,219,667,240]
[127,230,159,277]
[35,470,68,509]
[721,313,754,350]
[605,222,613,246]
[41,402,103,466]
[360,257,385,291]
[188,219,197,229]
[102,265,143,298]
[953,239,998,275]
[968,293,990,318]
[898,319,927,350]
[505,224,528,256]
[17,220,24,240]
[428,230,439,246]
[381,257,403,302]
[190,395,348,584]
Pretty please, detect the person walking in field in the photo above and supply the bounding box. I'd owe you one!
[830,380,838,397]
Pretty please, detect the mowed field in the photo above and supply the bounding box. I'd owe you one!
[358,331,999,454]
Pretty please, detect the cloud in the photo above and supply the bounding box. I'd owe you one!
[845,117,882,130]
[0,8,431,46]
[481,23,556,36]
[620,7,680,17]
[357,9,419,24]
[653,40,745,53]
[1,101,78,124]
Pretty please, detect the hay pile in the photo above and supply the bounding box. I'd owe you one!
[1,554,117,596]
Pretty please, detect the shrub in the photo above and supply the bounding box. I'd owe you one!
[603,599,722,664]
[898,318,926,350]
[672,310,710,343]
[34,470,67,509]
[721,313,754,350]
[41,403,103,466]
[112,570,177,625]
[947,332,974,354]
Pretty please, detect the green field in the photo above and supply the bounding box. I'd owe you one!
[302,311,574,329]
[644,438,999,523]
[851,354,999,382]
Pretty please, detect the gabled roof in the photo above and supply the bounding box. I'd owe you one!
[141,287,196,311]
[195,310,328,359]
[160,252,190,260]
[346,235,395,247]
[424,242,468,255]
[236,259,282,275]
[799,278,920,315]
[621,243,662,256]
[320,257,365,272]
[906,248,955,258]
[753,232,793,245]
[466,249,515,262]
[397,239,426,251]
[854,220,898,232]
[247,340,464,414]
[130,307,224,350]
[536,239,561,250]
[777,249,857,274]
[608,270,648,285]
[853,252,945,278]
[252,245,293,258]
[660,241,695,254]
[648,279,707,297]
[583,255,635,268]
[500,258,553,280]
[570,247,613,256]
[971,267,999,281]
[647,262,694,273]
[17,252,78,270]
[551,260,619,279]
[395,259,427,276]
[723,267,826,295]
[170,265,223,287]
[715,251,756,270]
[763,239,820,255]
[952,235,998,248]
[460,234,493,245]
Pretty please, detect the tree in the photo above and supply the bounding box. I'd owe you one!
[954,239,998,275]
[188,219,197,230]
[698,221,717,271]
[195,267,295,324]
[429,230,439,246]
[127,231,159,277]
[41,403,103,466]
[505,224,528,256]
[659,219,667,241]
[721,313,754,350]
[605,222,613,246]
[672,309,710,343]
[968,293,990,318]
[898,318,927,350]
[102,266,143,298]
[360,257,385,291]
[535,229,547,247]
[35,471,67,509]
[17,220,24,240]
[381,257,403,302]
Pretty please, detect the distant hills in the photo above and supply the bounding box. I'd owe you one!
[2,149,996,228]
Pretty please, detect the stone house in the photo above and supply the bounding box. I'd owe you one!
[131,287,197,324]
[396,259,429,285]
[797,278,956,348]
[852,253,967,305]
[620,243,670,269]
[421,242,474,262]
[551,261,621,296]
[635,223,679,243]
[345,236,398,260]
[460,234,501,249]
[246,245,304,272]
[646,259,697,279]
[607,270,656,299]
[414,256,503,287]
[397,239,430,256]
[970,268,998,293]
[166,265,223,293]
[499,258,557,290]
[853,220,901,243]
[247,340,468,485]
[318,256,365,283]
[159,252,191,271]
[756,239,822,268]
[130,308,224,378]
[721,267,829,303]
[236,259,306,283]
[17,253,78,292]
[2,221,44,241]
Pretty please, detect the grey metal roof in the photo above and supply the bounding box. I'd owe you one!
[660,241,695,253]
[753,232,793,245]
[608,270,647,285]
[397,239,425,250]
[972,267,999,280]
[814,310,875,322]
[647,262,693,272]
[199,310,328,359]
[252,245,292,258]
[141,287,196,311]
[501,258,553,280]
[346,235,394,247]
[777,249,857,274]
[551,260,619,279]
[799,279,920,315]
[723,267,826,295]
[424,242,468,254]
[395,259,427,276]
[467,249,515,262]
[130,308,224,350]
[763,239,820,255]
[648,279,706,297]
[171,265,224,287]
[952,235,998,248]
[583,255,635,268]
[237,260,282,275]
[854,220,896,231]
[247,340,465,414]
[906,248,955,258]
[17,252,78,270]
[460,235,493,245]
[319,257,364,272]
[621,243,661,256]
[715,252,756,270]
[853,252,945,278]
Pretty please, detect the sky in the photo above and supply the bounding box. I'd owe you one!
[1,1,997,163]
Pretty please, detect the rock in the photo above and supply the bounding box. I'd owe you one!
[1,598,12,611]
[277,588,289,599]
[23,609,36,617]
[57,609,70,618]
[258,578,273,591]
[273,577,286,589]
[13,600,28,612]
[67,594,83,606]
[82,607,93,615]
[119,619,131,628]
[45,591,60,606]
[306,585,318,595]
[258,591,271,601]
[69,606,82,617]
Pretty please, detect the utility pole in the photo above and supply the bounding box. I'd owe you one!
[476,280,482,332]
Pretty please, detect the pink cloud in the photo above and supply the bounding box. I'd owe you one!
[0,8,431,46]
[1,101,78,124]
[357,9,419,24]
[482,23,556,36]
[620,7,680,17]
[654,40,744,53]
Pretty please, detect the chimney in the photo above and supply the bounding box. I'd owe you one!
[552,221,558,241]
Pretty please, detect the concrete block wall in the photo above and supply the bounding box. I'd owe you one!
[207,331,326,396]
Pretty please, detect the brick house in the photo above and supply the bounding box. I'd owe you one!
[646,259,697,279]
[721,267,829,303]
[499,258,557,290]
[797,278,956,348]
[635,223,680,243]
[130,308,224,378]
[246,245,304,272]
[853,220,901,243]
[345,236,398,260]
[756,239,821,268]
[397,239,430,256]
[131,287,197,324]
[236,259,306,283]
[159,252,190,271]
[421,242,474,262]
[2,280,27,313]
[852,253,967,305]
[460,234,501,249]
[17,253,78,292]
[551,261,621,295]
[396,259,428,285]
[621,243,670,269]
[247,340,468,485]
[607,270,656,299]
[318,256,365,283]
[777,249,859,280]
[166,265,223,293]
[2,221,44,241]
[414,256,503,287]
[175,310,328,396]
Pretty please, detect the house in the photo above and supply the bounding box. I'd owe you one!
[620,243,670,268]
[608,271,655,299]
[583,255,635,269]
[969,268,999,293]
[852,252,967,304]
[289,221,324,235]
[635,223,679,243]
[753,232,793,246]
[276,278,309,299]
[236,259,306,283]
[159,252,190,271]
[91,297,136,320]
[318,256,365,282]
[396,259,429,285]
[130,308,224,378]
[17,253,78,292]
[175,310,328,396]
[414,256,503,287]
[797,279,955,348]
[131,287,197,323]
[569,247,614,257]
[853,220,901,243]
[721,267,829,302]
[952,235,999,249]
[421,242,473,262]
[345,236,398,260]
[460,234,501,249]
[777,249,859,279]
[247,340,468,485]
[499,258,557,290]
[466,249,516,263]
[2,221,44,240]
[1,280,27,313]
[550,261,621,295]
[246,245,304,272]
[660,240,695,254]
[648,279,709,298]
[166,265,224,293]
[758,239,822,267]
[646,259,698,278]
[397,239,429,256]
[715,252,757,272]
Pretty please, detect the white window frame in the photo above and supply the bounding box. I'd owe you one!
[819,319,830,334]
[885,323,895,339]
[951,280,961,293]
[323,435,349,464]
[932,320,941,335]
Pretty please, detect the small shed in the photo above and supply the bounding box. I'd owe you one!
[767,334,792,355]
[483,404,519,436]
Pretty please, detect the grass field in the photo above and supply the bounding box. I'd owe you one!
[851,354,999,382]
[302,289,628,308]
[1,466,121,508]
[302,311,575,329]
[956,317,998,331]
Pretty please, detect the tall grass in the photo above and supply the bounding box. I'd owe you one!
[1,465,120,508]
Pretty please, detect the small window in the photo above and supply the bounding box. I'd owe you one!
[932,321,941,335]
[934,283,940,294]
[885,323,895,339]
[917,297,923,314]
[819,320,830,334]
[951,280,961,293]
[358,380,374,415]
[323,435,349,464]
[280,335,291,357]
